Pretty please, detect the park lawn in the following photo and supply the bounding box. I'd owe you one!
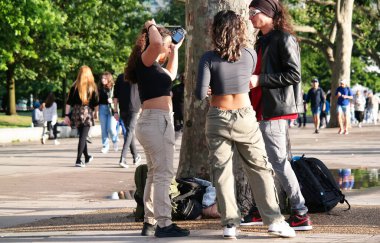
[0,112,33,128]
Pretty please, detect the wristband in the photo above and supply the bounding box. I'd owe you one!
[65,114,70,117]
[147,24,157,32]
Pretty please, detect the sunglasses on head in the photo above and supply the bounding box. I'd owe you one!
[249,9,261,17]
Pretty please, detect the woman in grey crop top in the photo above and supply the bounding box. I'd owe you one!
[124,19,189,237]
[195,10,295,239]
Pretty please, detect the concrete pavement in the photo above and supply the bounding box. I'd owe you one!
[0,124,379,242]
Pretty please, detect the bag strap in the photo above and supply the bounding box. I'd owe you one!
[172,188,199,202]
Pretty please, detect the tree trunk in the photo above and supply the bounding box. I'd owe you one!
[177,0,254,214]
[329,0,354,128]
[6,63,17,115]
[177,0,251,180]
[62,75,67,118]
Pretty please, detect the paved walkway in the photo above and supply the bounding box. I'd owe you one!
[0,124,379,242]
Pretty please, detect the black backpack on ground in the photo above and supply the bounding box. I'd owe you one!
[134,164,148,222]
[133,168,205,221]
[291,155,351,213]
[171,178,206,220]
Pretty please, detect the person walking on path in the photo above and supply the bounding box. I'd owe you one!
[41,92,60,145]
[196,10,295,239]
[353,90,366,128]
[306,78,325,134]
[172,74,185,131]
[113,73,141,168]
[245,0,312,232]
[367,91,379,125]
[125,19,189,238]
[64,65,99,167]
[98,72,118,153]
[335,79,353,134]
[297,90,307,128]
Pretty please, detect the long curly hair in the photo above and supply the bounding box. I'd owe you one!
[125,26,171,84]
[73,65,98,105]
[212,10,247,62]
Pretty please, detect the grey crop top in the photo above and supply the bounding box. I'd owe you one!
[195,48,257,100]
[136,57,173,103]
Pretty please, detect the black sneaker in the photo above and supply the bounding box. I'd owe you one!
[314,129,319,134]
[240,207,263,226]
[286,214,312,231]
[75,160,85,168]
[85,155,93,164]
[154,223,190,238]
[141,222,156,236]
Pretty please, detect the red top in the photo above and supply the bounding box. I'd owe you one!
[249,47,297,121]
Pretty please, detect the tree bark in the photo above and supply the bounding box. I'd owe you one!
[6,63,17,115]
[177,0,252,180]
[177,0,254,214]
[329,0,354,128]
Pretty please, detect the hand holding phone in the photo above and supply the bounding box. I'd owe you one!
[172,27,186,44]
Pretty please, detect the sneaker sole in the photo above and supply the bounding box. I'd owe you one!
[75,164,85,168]
[119,163,129,168]
[240,222,263,226]
[223,235,237,239]
[155,232,190,238]
[292,225,312,231]
[268,231,296,238]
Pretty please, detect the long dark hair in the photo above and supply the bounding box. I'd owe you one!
[249,0,295,36]
[125,26,171,84]
[273,1,295,35]
[44,92,55,108]
[212,10,247,62]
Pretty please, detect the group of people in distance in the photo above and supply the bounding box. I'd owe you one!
[32,93,60,145]
[62,0,321,239]
[302,77,379,136]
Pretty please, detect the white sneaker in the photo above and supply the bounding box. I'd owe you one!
[41,135,46,144]
[268,221,296,238]
[101,147,109,154]
[54,139,60,145]
[223,224,236,239]
[119,158,129,168]
[133,154,142,166]
[113,142,118,152]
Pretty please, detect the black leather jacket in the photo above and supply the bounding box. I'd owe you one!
[257,30,304,119]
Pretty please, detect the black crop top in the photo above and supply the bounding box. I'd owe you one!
[136,57,172,102]
[196,48,257,100]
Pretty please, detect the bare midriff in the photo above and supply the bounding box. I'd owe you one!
[210,93,251,110]
[142,96,172,111]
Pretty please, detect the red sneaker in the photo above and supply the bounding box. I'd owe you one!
[240,207,263,226]
[286,214,313,231]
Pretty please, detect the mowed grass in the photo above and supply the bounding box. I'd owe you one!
[0,112,33,128]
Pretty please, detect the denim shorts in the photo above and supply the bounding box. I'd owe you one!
[311,106,321,115]
[337,105,350,115]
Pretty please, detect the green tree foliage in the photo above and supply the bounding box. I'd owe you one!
[154,0,186,75]
[0,0,65,114]
[0,0,151,114]
[288,0,379,93]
